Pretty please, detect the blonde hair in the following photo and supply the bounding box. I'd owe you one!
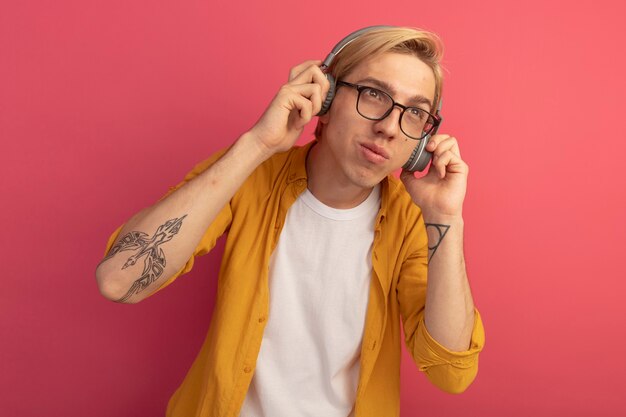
[315,26,444,139]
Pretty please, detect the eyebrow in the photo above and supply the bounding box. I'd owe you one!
[355,76,433,111]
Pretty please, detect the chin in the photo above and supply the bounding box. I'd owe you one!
[346,165,388,189]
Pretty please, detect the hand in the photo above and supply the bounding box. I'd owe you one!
[400,134,468,220]
[247,60,330,156]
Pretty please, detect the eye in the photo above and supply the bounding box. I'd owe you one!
[364,87,384,101]
[408,107,427,121]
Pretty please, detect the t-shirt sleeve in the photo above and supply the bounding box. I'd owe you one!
[102,148,233,294]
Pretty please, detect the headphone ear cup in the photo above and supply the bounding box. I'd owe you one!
[402,135,433,172]
[414,146,433,172]
[317,73,336,116]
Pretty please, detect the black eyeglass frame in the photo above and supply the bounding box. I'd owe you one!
[336,80,441,140]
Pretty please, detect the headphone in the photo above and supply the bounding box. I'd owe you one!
[317,25,443,172]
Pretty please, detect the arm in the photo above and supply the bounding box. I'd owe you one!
[397,212,484,394]
[401,134,477,351]
[422,215,474,351]
[400,134,484,393]
[95,134,272,303]
[95,60,330,304]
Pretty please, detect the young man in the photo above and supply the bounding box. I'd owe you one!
[96,27,485,417]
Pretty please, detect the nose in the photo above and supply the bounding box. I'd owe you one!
[373,105,403,139]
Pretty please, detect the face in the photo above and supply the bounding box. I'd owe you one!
[317,52,437,189]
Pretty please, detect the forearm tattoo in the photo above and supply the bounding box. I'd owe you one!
[425,223,450,262]
[102,215,187,302]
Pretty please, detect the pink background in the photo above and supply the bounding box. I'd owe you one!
[2,0,625,416]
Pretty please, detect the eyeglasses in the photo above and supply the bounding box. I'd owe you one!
[337,80,440,140]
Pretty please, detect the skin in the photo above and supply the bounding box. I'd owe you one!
[97,51,476,351]
[265,52,476,351]
[310,53,437,208]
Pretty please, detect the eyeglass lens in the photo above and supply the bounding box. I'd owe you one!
[358,87,434,139]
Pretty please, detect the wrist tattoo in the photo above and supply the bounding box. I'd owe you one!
[425,223,450,262]
[101,215,187,302]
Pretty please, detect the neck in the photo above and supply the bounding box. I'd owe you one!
[306,141,375,209]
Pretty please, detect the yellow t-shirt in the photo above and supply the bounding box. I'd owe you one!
[104,141,485,417]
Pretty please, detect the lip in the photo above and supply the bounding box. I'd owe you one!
[360,143,390,160]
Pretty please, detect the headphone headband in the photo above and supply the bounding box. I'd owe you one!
[321,25,393,69]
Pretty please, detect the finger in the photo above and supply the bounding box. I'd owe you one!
[431,152,448,179]
[426,133,450,149]
[282,83,323,116]
[288,60,323,82]
[288,64,330,97]
[433,137,461,159]
[431,150,468,178]
[286,91,313,129]
[427,135,461,158]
